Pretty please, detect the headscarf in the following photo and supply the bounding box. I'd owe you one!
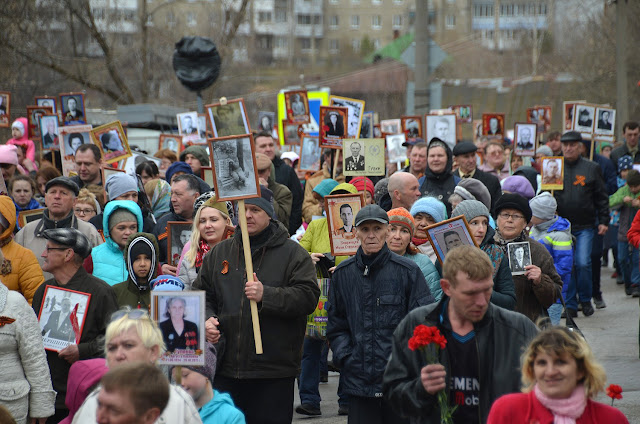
[145,179,171,219]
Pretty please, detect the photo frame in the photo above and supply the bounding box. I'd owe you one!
[59,92,86,125]
[401,116,423,139]
[513,123,537,157]
[26,105,53,139]
[450,105,473,123]
[35,96,57,114]
[201,166,214,188]
[177,111,201,144]
[205,98,251,138]
[208,134,260,201]
[360,111,374,138]
[90,120,132,164]
[594,107,615,136]
[482,113,505,137]
[198,113,209,141]
[386,134,407,163]
[380,119,401,135]
[425,113,457,149]
[167,221,194,267]
[319,106,348,149]
[527,106,552,133]
[343,138,385,176]
[563,100,586,131]
[299,136,322,172]
[151,290,205,366]
[18,209,44,228]
[284,90,310,124]
[540,156,564,191]
[39,114,60,150]
[101,166,126,189]
[122,152,162,176]
[425,215,478,265]
[257,111,276,133]
[507,241,532,276]
[37,285,91,352]
[572,104,596,134]
[0,91,10,127]
[330,95,365,139]
[59,124,93,177]
[282,120,302,145]
[472,119,483,144]
[325,193,365,256]
[158,134,183,154]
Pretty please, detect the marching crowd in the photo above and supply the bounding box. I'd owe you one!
[0,114,635,424]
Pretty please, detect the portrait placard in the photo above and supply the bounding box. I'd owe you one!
[572,104,596,134]
[59,92,86,125]
[37,285,91,352]
[177,111,201,144]
[151,291,205,366]
[299,136,322,172]
[514,123,537,157]
[425,216,477,265]
[472,119,483,144]
[482,113,505,137]
[284,90,310,124]
[39,114,60,150]
[18,209,44,228]
[198,114,209,141]
[401,116,423,139]
[0,92,11,127]
[282,120,301,145]
[208,134,260,201]
[594,107,615,136]
[201,166,214,188]
[563,100,586,131]
[35,96,57,114]
[360,111,374,138]
[90,120,132,164]
[426,113,457,149]
[343,138,385,176]
[167,221,193,267]
[26,105,53,139]
[122,152,162,176]
[320,106,348,149]
[59,124,93,177]
[380,119,401,135]
[206,99,251,138]
[325,193,365,256]
[386,134,407,163]
[257,111,276,133]
[450,105,473,123]
[540,156,564,191]
[158,134,183,154]
[507,241,531,276]
[527,106,552,134]
[330,95,365,139]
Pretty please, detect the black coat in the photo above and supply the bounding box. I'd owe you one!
[419,142,459,216]
[273,156,303,233]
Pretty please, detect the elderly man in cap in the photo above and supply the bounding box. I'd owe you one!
[16,176,102,281]
[31,228,118,422]
[452,141,502,212]
[327,204,434,424]
[554,131,609,317]
[256,152,292,226]
[195,185,319,424]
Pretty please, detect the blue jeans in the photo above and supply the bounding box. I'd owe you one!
[298,338,349,408]
[617,241,640,288]
[566,228,594,309]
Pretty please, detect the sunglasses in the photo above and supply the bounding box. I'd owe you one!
[110,308,149,322]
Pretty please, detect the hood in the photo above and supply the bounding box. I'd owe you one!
[0,195,16,238]
[479,225,497,248]
[125,232,159,287]
[548,216,571,233]
[64,358,108,417]
[9,117,29,142]
[425,139,454,179]
[200,390,242,419]
[102,200,144,239]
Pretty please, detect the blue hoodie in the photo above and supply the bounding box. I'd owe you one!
[199,390,245,424]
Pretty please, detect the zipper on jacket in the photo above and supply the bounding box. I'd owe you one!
[364,265,369,276]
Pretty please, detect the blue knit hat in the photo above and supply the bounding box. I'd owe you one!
[410,196,447,223]
[313,179,339,198]
[618,156,633,171]
[151,275,185,291]
[165,161,193,183]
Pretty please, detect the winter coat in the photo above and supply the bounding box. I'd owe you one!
[0,196,44,305]
[403,252,442,301]
[273,155,303,233]
[611,143,640,172]
[31,267,118,410]
[326,244,435,398]
[199,390,245,424]
[194,221,319,379]
[593,153,618,195]
[488,390,629,424]
[15,210,103,282]
[418,142,460,216]
[529,216,573,303]
[627,211,640,248]
[479,226,517,310]
[302,165,345,223]
[299,217,349,266]
[0,283,55,424]
[7,117,36,161]
[267,162,293,229]
[84,201,144,286]
[382,298,538,424]
[13,198,42,231]
[59,358,109,424]
[112,232,160,309]
[177,241,198,290]
[609,184,640,242]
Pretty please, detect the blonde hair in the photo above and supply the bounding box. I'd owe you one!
[521,327,606,398]
[76,188,99,214]
[105,309,165,357]
[442,245,493,287]
[185,204,231,266]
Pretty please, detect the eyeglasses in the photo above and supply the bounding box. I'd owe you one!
[74,208,96,215]
[498,212,525,221]
[44,246,71,253]
[110,308,149,322]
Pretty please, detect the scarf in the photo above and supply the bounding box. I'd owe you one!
[534,383,587,424]
[194,239,211,269]
[493,228,528,254]
[34,209,76,238]
[412,236,430,246]
[150,180,171,219]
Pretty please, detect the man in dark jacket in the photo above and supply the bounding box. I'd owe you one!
[31,228,118,423]
[383,245,538,424]
[419,138,460,216]
[327,204,434,423]
[195,186,319,424]
[610,121,640,171]
[554,131,609,317]
[452,141,502,213]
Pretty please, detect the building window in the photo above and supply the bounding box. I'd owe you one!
[445,14,455,28]
[297,14,311,24]
[330,15,339,28]
[539,3,547,15]
[275,10,287,22]
[392,14,402,28]
[352,38,360,52]
[372,0,381,4]
[373,38,380,49]
[275,36,288,49]
[314,15,321,24]
[372,15,382,29]
[301,38,314,51]
[146,13,154,26]
[351,15,360,29]
[187,12,196,27]
[167,11,176,27]
[329,39,339,52]
[259,12,272,23]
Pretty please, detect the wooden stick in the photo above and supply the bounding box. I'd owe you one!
[174,365,182,385]
[333,149,340,180]
[237,199,263,354]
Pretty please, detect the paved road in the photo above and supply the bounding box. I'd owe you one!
[292,264,639,422]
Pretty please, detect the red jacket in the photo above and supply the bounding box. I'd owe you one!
[488,391,629,424]
[627,210,640,248]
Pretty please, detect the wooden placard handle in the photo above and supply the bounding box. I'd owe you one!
[237,199,263,354]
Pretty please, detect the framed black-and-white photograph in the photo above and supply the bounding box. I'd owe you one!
[426,113,457,149]
[123,152,162,176]
[282,120,301,145]
[151,290,205,366]
[39,114,60,150]
[343,138,385,177]
[91,120,132,164]
[572,104,596,134]
[167,221,193,267]
[0,91,11,127]
[325,193,365,256]
[35,96,57,114]
[59,124,92,177]
[177,111,200,144]
[299,136,322,172]
[198,113,208,140]
[380,119,401,135]
[206,99,251,138]
[320,106,348,149]
[37,285,91,352]
[26,105,53,139]
[360,111,374,138]
[507,241,531,276]
[101,166,126,190]
[208,134,260,201]
[482,113,505,137]
[158,134,183,154]
[18,209,44,229]
[402,116,423,139]
[257,111,276,133]
[284,90,310,124]
[386,134,407,163]
[330,95,365,139]
[59,92,86,125]
[514,123,537,157]
[425,216,477,265]
[595,107,615,136]
[451,105,473,123]
[563,100,585,131]
[201,166,214,188]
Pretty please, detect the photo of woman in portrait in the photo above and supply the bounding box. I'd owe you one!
[159,296,199,352]
[67,132,85,156]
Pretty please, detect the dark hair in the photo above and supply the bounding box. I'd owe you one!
[35,166,62,187]
[623,121,640,133]
[443,230,461,241]
[172,174,200,194]
[627,170,640,187]
[68,132,84,147]
[76,144,102,162]
[41,151,62,173]
[547,131,561,142]
[339,204,353,214]
[254,131,274,141]
[9,174,36,193]
[136,161,159,178]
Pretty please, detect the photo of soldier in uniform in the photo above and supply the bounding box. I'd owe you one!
[325,193,365,256]
[206,99,250,138]
[37,285,91,352]
[209,135,260,201]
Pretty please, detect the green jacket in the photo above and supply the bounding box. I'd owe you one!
[268,163,293,228]
[112,232,160,310]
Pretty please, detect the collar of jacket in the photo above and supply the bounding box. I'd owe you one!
[354,243,391,275]
[35,209,77,237]
[426,295,495,332]
[233,220,287,251]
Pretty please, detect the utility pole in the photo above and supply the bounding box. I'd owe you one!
[414,0,430,114]
[615,0,628,142]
